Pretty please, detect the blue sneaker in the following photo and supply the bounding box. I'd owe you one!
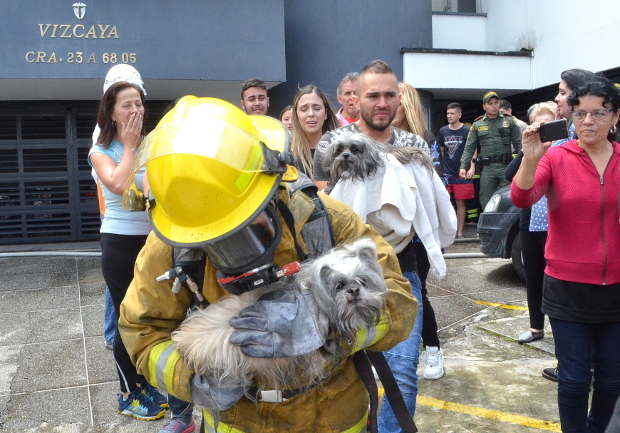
[118,388,166,421]
[142,383,169,408]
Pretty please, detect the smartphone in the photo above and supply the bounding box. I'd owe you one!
[538,119,569,142]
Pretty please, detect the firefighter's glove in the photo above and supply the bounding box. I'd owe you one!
[189,375,248,411]
[229,287,328,358]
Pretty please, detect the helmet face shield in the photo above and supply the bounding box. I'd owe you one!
[203,203,282,275]
[130,116,269,178]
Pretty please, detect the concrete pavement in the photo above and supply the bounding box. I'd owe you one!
[0,224,561,432]
[415,226,559,432]
[0,241,198,433]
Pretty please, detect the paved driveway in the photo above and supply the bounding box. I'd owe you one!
[0,226,561,432]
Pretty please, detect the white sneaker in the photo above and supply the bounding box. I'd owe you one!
[422,346,445,380]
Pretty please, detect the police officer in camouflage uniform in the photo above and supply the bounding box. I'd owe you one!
[459,91,522,209]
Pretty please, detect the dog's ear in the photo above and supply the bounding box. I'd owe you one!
[350,237,379,262]
[319,264,333,287]
[325,136,350,185]
[349,238,386,296]
[357,136,383,179]
[297,258,333,312]
[322,140,339,177]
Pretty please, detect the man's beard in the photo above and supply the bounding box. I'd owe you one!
[360,107,397,132]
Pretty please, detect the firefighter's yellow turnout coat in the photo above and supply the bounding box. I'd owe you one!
[119,188,417,433]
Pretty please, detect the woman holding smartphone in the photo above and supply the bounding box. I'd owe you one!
[512,75,620,432]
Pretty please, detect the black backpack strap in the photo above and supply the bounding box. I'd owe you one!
[353,351,379,433]
[286,171,317,196]
[278,172,336,262]
[275,199,308,262]
[364,350,418,433]
[287,172,336,259]
[172,248,206,282]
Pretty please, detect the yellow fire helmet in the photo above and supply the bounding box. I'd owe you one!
[122,96,297,248]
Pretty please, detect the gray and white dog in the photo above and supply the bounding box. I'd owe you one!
[323,133,384,194]
[323,132,434,193]
[172,237,387,391]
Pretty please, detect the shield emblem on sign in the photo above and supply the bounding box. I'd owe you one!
[73,2,87,20]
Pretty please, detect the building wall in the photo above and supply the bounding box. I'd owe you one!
[424,1,620,96]
[0,0,436,108]
[403,51,531,96]
[268,0,433,113]
[0,0,286,102]
[432,13,487,51]
[481,0,620,88]
[414,0,620,130]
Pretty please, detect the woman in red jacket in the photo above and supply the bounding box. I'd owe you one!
[511,75,620,433]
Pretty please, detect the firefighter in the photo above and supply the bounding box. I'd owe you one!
[118,96,417,433]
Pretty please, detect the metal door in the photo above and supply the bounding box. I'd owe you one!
[0,103,100,244]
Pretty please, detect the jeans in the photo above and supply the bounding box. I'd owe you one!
[378,271,423,432]
[168,394,194,419]
[103,286,116,346]
[550,317,620,433]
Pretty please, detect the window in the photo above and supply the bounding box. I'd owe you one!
[432,0,478,13]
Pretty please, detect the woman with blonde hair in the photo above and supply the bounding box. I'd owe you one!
[528,101,558,123]
[393,82,438,153]
[391,82,446,382]
[290,84,340,178]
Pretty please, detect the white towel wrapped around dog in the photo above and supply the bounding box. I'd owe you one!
[329,151,456,278]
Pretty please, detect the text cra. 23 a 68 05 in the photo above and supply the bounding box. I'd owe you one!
[25,52,137,64]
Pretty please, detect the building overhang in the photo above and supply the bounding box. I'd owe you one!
[0,79,282,103]
[402,48,533,100]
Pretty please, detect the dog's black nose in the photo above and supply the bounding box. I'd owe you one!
[342,152,350,158]
[347,287,360,296]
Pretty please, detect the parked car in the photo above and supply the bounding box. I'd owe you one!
[477,185,525,281]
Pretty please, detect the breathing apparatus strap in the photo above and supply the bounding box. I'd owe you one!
[275,199,308,262]
[287,172,336,260]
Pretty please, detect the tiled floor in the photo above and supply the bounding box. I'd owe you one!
[0,254,191,432]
